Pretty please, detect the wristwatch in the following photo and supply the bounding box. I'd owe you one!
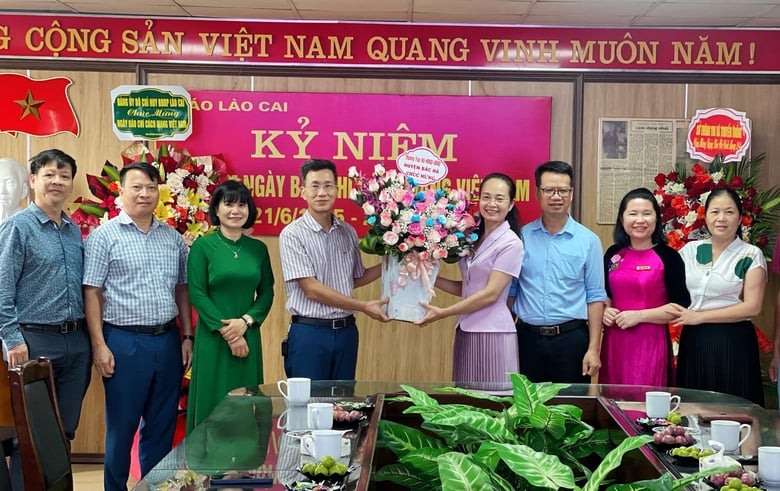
[241,314,255,327]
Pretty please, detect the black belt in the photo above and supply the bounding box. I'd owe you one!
[517,319,586,336]
[291,315,355,329]
[105,320,176,336]
[20,319,84,334]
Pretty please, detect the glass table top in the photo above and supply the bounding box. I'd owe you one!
[131,381,779,490]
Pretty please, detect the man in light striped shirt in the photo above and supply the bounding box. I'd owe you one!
[280,159,388,380]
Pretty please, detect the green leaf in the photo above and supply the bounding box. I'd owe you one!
[400,384,440,408]
[435,386,513,406]
[510,373,539,418]
[373,462,440,490]
[437,452,494,491]
[102,161,120,182]
[491,442,576,489]
[534,383,571,404]
[565,428,610,458]
[581,435,652,491]
[78,203,108,218]
[377,419,445,459]
[400,447,449,477]
[424,411,517,445]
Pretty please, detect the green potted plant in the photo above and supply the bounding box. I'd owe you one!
[374,373,726,490]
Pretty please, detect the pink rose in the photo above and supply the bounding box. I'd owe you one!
[408,222,423,235]
[382,231,399,245]
[362,203,375,215]
[398,242,409,252]
[380,212,393,227]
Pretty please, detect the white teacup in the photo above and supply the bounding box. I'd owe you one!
[710,420,751,453]
[307,402,334,430]
[277,377,311,406]
[645,391,681,419]
[758,446,780,483]
[302,429,343,460]
[277,405,308,431]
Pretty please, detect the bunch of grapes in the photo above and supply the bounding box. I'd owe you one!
[708,472,758,489]
[333,404,364,422]
[652,424,695,446]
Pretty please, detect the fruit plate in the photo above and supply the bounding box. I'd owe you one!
[650,441,688,451]
[652,426,696,434]
[702,477,763,490]
[285,480,346,490]
[296,464,355,485]
[636,416,688,432]
[333,402,373,429]
[665,449,700,467]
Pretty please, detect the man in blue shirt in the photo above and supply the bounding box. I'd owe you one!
[510,160,606,383]
[83,162,193,491]
[0,149,91,438]
[0,149,91,489]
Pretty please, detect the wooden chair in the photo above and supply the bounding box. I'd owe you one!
[8,357,72,491]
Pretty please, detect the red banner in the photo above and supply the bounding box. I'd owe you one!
[0,73,79,137]
[175,91,551,235]
[0,14,779,72]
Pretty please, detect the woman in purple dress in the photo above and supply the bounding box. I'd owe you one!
[416,173,524,389]
[600,188,690,386]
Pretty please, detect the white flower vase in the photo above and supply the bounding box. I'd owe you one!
[381,254,440,323]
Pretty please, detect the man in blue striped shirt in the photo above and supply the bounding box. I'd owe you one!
[280,159,388,381]
[83,162,193,491]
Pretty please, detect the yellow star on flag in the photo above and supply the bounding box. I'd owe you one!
[14,90,45,120]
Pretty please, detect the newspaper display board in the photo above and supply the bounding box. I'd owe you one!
[597,118,693,224]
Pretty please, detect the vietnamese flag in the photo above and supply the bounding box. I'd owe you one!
[0,73,79,137]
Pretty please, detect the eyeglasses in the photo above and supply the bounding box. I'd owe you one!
[539,187,572,198]
[306,184,337,194]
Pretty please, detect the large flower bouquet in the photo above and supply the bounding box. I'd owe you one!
[348,163,479,321]
[348,163,479,263]
[653,153,780,258]
[72,143,228,245]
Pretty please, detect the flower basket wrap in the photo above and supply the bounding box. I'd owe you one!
[381,252,440,322]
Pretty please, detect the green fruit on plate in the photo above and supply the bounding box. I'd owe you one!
[331,463,348,475]
[302,463,317,474]
[667,412,682,425]
[320,455,337,469]
[314,464,328,476]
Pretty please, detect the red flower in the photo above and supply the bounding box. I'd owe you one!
[654,173,667,187]
[159,155,178,174]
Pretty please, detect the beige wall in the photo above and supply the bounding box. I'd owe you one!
[1,69,778,456]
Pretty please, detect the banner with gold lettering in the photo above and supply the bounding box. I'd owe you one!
[0,14,779,72]
[176,91,551,235]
